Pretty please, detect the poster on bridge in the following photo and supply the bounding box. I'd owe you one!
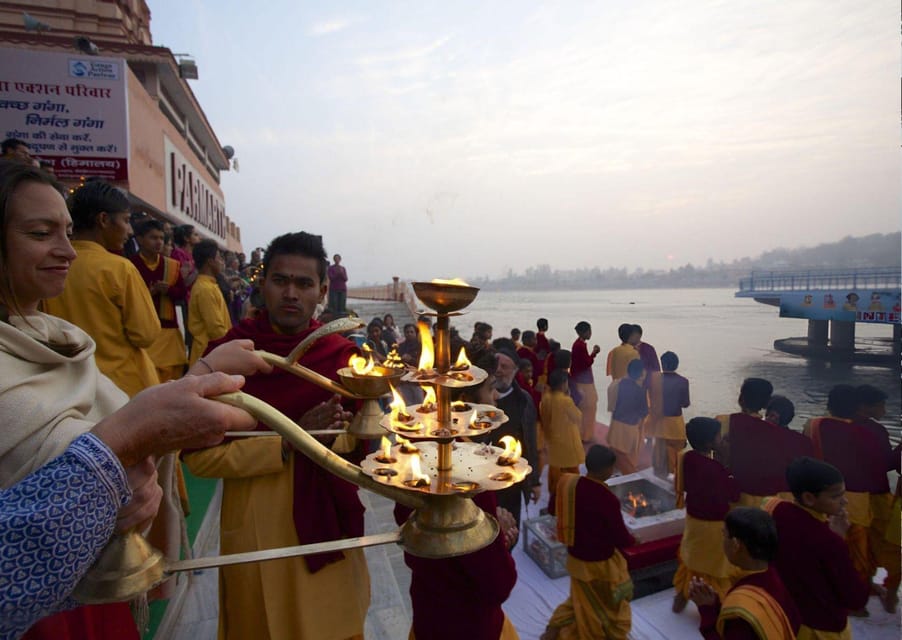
[0,47,128,181]
[779,289,901,324]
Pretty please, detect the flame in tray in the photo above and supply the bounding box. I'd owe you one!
[379,436,392,460]
[416,321,434,372]
[420,385,437,409]
[349,346,377,375]
[498,435,522,464]
[407,454,431,487]
[431,278,470,286]
[388,384,409,422]
[452,346,472,370]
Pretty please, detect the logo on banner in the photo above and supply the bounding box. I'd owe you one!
[68,59,119,80]
[70,61,89,77]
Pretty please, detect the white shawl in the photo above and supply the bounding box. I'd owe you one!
[0,312,128,487]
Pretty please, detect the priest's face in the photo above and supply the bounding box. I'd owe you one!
[260,254,326,334]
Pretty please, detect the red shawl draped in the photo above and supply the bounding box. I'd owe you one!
[205,311,363,572]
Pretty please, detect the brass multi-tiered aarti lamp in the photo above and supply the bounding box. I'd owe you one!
[74,280,531,603]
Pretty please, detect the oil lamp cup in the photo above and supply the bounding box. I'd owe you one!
[337,366,405,440]
[412,281,480,314]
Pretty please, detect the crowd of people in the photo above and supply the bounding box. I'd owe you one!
[444,317,899,639]
[0,146,899,640]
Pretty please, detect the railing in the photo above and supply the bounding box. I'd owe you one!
[345,280,424,321]
[738,267,901,294]
[346,284,400,300]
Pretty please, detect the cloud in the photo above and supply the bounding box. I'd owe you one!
[309,17,353,36]
[160,1,898,281]
[354,36,451,66]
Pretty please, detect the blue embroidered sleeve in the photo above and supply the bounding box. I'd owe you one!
[0,433,129,639]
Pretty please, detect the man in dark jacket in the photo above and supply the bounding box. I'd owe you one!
[488,339,541,543]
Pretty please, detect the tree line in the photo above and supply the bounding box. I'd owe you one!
[468,232,901,291]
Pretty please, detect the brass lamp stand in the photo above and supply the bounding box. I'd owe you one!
[74,282,530,603]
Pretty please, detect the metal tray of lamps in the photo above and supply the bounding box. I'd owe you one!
[360,440,531,496]
[401,364,488,388]
[380,402,507,439]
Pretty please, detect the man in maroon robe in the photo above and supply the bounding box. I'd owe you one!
[184,232,368,640]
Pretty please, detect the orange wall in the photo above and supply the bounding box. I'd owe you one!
[126,67,241,251]
[126,67,171,210]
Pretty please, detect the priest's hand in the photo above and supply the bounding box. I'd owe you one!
[91,373,256,468]
[829,509,851,538]
[688,577,718,607]
[115,456,162,533]
[194,339,273,377]
[497,506,519,549]
[300,394,353,431]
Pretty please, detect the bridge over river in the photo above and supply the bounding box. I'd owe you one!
[735,267,901,364]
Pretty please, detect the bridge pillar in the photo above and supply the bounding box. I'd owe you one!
[830,320,855,352]
[392,277,400,301]
[807,320,828,348]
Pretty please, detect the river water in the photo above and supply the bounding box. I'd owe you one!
[454,287,900,441]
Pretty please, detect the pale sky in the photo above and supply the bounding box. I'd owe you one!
[150,1,900,284]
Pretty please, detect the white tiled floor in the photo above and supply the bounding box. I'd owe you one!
[161,483,902,640]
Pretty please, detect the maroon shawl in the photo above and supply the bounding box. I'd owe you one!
[206,311,363,572]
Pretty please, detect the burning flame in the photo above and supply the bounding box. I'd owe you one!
[626,492,648,510]
[498,436,522,463]
[421,386,437,407]
[348,348,375,375]
[416,322,434,372]
[389,384,407,421]
[395,435,417,452]
[380,436,392,459]
[453,347,471,369]
[408,454,431,486]
[431,278,470,286]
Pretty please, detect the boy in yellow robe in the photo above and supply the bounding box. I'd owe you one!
[130,219,188,382]
[689,507,801,639]
[854,385,901,613]
[540,369,585,513]
[188,240,231,365]
[605,323,640,382]
[672,417,741,612]
[647,350,690,476]
[542,446,635,640]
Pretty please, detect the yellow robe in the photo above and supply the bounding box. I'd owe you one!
[717,582,797,640]
[548,553,633,640]
[138,254,188,381]
[540,390,586,469]
[797,622,851,640]
[44,239,160,397]
[187,274,231,365]
[605,343,639,381]
[184,436,370,640]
